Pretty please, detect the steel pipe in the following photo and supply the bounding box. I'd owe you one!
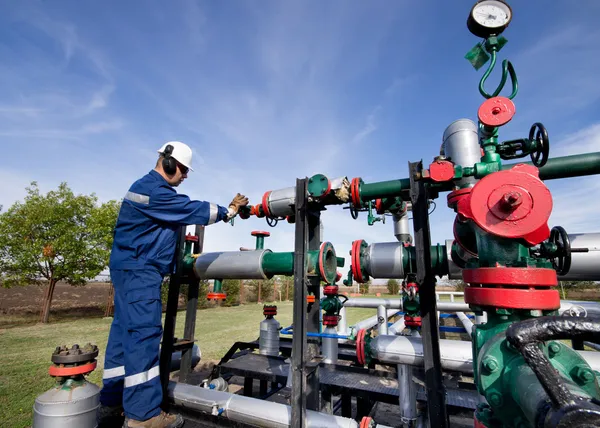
[393,211,412,243]
[456,312,474,337]
[351,310,399,333]
[559,300,600,317]
[194,249,270,280]
[371,334,474,374]
[377,305,389,335]
[344,298,471,312]
[322,327,338,364]
[368,242,406,278]
[557,233,600,281]
[168,381,358,427]
[388,318,406,335]
[503,152,600,180]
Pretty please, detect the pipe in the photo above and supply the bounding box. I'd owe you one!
[557,233,600,281]
[279,326,349,340]
[388,318,406,335]
[351,310,399,334]
[378,305,389,335]
[322,327,338,364]
[502,152,600,180]
[371,334,474,374]
[170,344,201,372]
[559,300,600,317]
[393,211,412,244]
[344,298,471,312]
[194,250,270,279]
[584,341,600,352]
[370,334,600,375]
[168,381,358,428]
[338,307,348,336]
[456,312,474,337]
[442,118,481,188]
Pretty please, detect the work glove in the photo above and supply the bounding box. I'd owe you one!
[227,193,249,219]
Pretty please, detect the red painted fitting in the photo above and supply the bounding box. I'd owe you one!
[477,96,516,127]
[323,285,339,296]
[447,187,472,211]
[261,191,272,218]
[185,233,199,242]
[375,199,384,215]
[360,416,373,428]
[458,164,552,245]
[323,315,339,327]
[263,305,278,316]
[307,295,316,304]
[356,329,366,365]
[404,315,422,327]
[351,239,366,283]
[335,271,342,283]
[351,177,362,208]
[463,267,560,310]
[253,204,265,218]
[207,292,227,301]
[49,361,97,377]
[251,231,271,237]
[425,160,455,182]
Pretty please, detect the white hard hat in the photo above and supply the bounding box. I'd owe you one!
[157,141,194,171]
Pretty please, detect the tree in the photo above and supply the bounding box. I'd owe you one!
[0,182,120,323]
[387,279,400,295]
[360,279,371,295]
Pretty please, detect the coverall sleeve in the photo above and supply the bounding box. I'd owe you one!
[144,184,230,226]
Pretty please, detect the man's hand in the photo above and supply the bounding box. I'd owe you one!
[228,193,249,217]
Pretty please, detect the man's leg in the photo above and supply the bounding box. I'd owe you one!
[98,270,127,426]
[122,269,182,427]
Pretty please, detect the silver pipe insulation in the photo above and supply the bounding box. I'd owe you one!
[398,329,420,427]
[194,249,269,280]
[393,211,412,244]
[351,310,399,334]
[442,119,481,189]
[388,318,406,335]
[370,334,600,375]
[322,327,338,364]
[455,312,474,337]
[377,305,389,335]
[344,297,471,312]
[168,381,359,428]
[337,306,348,336]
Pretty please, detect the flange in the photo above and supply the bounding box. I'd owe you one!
[464,164,552,245]
[207,292,227,301]
[51,344,99,365]
[478,96,516,127]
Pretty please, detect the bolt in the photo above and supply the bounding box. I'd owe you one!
[500,191,522,211]
[575,366,595,384]
[488,392,504,407]
[491,107,502,115]
[548,342,561,357]
[482,356,499,374]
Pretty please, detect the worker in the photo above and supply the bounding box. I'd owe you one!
[97,141,249,428]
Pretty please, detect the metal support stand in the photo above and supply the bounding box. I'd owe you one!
[306,208,322,410]
[409,161,449,428]
[160,227,186,409]
[291,178,309,428]
[179,225,205,383]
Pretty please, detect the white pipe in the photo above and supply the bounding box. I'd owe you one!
[371,334,474,374]
[351,310,398,334]
[370,335,600,375]
[337,307,348,336]
[344,298,471,312]
[168,381,358,428]
[377,305,388,335]
[388,319,406,335]
[345,298,402,309]
[456,312,474,337]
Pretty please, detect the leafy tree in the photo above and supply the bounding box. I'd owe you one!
[0,182,120,323]
[222,279,241,307]
[387,279,400,295]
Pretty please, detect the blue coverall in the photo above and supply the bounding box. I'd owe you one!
[100,170,229,421]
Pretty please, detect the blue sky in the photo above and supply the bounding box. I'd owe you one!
[1,1,599,283]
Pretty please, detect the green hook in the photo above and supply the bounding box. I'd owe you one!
[479,50,519,100]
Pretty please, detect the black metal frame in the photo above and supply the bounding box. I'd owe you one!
[409,161,449,428]
[160,225,205,409]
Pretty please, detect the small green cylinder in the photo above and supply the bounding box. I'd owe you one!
[255,236,265,250]
[213,279,223,293]
[262,252,295,277]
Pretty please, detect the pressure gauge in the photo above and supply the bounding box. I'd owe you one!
[467,0,512,38]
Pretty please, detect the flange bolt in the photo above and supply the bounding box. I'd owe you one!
[482,356,499,374]
[548,341,561,357]
[575,365,595,384]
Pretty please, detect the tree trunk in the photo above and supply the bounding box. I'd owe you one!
[104,282,115,317]
[240,280,244,304]
[40,278,58,324]
[258,281,262,303]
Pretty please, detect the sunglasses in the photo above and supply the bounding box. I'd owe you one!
[177,163,189,175]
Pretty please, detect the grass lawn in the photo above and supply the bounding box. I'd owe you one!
[0,301,378,428]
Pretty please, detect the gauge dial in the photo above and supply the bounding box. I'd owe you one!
[467,0,513,38]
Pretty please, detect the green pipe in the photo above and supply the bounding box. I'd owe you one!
[502,152,600,180]
[360,179,411,200]
[262,252,295,277]
[255,235,265,250]
[213,279,223,293]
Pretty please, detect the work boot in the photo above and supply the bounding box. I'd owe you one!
[97,404,125,427]
[123,410,184,428]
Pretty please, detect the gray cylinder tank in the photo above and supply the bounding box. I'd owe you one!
[558,233,600,281]
[259,314,281,356]
[442,119,481,188]
[33,378,99,428]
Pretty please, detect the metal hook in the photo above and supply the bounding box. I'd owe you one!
[479,50,519,100]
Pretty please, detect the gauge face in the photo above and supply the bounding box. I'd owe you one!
[472,1,511,29]
[467,0,512,37]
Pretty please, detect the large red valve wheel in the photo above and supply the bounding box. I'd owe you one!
[463,164,552,245]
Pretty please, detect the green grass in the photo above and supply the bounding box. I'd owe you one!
[0,301,377,428]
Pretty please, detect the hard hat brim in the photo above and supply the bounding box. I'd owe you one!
[157,148,194,172]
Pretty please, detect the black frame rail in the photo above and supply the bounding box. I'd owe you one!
[409,161,449,428]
